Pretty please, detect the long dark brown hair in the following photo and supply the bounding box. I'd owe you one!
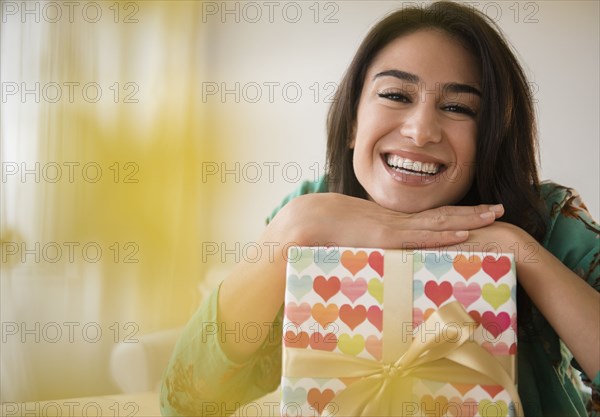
[326,1,547,242]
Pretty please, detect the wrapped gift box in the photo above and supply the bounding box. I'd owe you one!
[281,247,520,417]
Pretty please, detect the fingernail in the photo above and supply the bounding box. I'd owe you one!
[480,211,495,219]
[455,231,469,238]
[489,204,504,213]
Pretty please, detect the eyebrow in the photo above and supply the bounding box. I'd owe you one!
[374,69,481,97]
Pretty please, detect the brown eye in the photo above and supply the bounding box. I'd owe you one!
[443,104,476,117]
[377,92,411,103]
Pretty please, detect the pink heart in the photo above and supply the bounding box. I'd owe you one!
[480,311,511,339]
[285,302,311,325]
[453,282,481,308]
[482,341,509,355]
[340,277,368,303]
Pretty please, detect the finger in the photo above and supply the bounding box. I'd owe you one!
[389,229,471,249]
[412,205,503,231]
[426,204,504,218]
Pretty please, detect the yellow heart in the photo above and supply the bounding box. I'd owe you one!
[478,399,508,416]
[368,278,383,304]
[337,334,365,356]
[482,283,510,310]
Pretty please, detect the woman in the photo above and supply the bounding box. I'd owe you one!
[161,2,599,415]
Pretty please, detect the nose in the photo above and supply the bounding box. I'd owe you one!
[399,102,442,146]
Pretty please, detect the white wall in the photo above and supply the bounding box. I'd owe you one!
[202,0,599,255]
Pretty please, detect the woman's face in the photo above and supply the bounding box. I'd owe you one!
[351,29,481,213]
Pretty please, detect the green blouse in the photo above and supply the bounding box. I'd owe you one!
[160,179,599,416]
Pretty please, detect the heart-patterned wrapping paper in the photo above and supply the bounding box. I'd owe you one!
[281,247,518,417]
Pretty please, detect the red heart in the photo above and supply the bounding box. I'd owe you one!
[368,251,384,277]
[309,332,337,351]
[367,306,382,331]
[468,310,481,323]
[480,311,511,338]
[481,384,504,398]
[307,388,335,415]
[424,281,453,307]
[283,331,309,348]
[339,305,367,330]
[313,276,340,302]
[285,302,311,325]
[341,250,368,276]
[482,256,511,281]
[509,343,517,355]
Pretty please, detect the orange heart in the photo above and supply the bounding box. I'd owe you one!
[307,388,335,415]
[453,254,482,280]
[341,250,368,276]
[424,308,435,321]
[450,383,476,396]
[365,335,382,361]
[283,330,309,348]
[339,377,360,387]
[339,304,367,330]
[311,303,339,329]
[309,332,338,352]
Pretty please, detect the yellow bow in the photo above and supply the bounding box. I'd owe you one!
[284,301,523,416]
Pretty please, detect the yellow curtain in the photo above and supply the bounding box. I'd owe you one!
[1,1,212,401]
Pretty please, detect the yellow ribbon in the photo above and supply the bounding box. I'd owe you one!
[284,301,523,416]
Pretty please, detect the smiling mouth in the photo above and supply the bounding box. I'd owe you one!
[384,153,445,176]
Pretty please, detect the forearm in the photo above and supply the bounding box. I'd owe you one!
[217,207,296,363]
[218,250,287,363]
[517,243,600,379]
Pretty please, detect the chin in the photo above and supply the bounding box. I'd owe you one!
[372,194,438,214]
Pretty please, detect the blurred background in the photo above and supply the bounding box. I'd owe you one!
[1,0,598,403]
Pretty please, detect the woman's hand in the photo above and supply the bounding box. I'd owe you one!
[265,192,505,251]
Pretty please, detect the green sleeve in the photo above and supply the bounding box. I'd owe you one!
[265,176,329,224]
[159,284,282,416]
[160,178,328,416]
[541,183,599,291]
[540,182,600,415]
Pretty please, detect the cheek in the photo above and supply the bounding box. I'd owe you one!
[455,127,478,162]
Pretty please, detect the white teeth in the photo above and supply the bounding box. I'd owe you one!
[385,154,441,175]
